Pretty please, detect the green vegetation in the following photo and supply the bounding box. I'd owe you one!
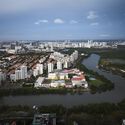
[60,48,113,55]
[98,49,125,77]
[0,87,88,97]
[89,79,105,87]
[0,88,68,97]
[99,49,125,59]
[1,99,125,125]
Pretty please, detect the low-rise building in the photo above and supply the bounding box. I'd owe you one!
[71,75,88,88]
[48,72,68,80]
[34,77,45,88]
[59,72,68,79]
[57,61,62,70]
[50,80,65,88]
[65,82,73,88]
[48,72,58,80]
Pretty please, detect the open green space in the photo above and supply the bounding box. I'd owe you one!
[89,79,105,87]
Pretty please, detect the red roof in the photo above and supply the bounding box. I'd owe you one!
[72,77,83,81]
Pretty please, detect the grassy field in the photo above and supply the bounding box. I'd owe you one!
[89,79,105,87]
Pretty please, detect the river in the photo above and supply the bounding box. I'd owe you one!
[0,54,125,107]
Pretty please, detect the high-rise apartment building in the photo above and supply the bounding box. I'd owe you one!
[48,63,54,73]
[57,61,62,70]
[20,65,27,79]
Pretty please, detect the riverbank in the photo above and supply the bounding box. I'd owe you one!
[76,55,114,93]
[99,58,125,77]
[0,87,90,97]
[1,99,125,125]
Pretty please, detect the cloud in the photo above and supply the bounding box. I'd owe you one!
[35,19,78,25]
[87,11,98,19]
[100,34,110,37]
[54,18,64,24]
[35,20,48,25]
[90,22,99,26]
[70,20,78,24]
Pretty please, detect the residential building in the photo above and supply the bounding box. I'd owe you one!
[36,63,43,75]
[63,61,69,68]
[48,63,54,73]
[50,80,65,88]
[34,77,45,88]
[57,61,62,70]
[48,72,58,80]
[15,69,21,80]
[20,65,27,79]
[33,68,39,77]
[59,72,68,79]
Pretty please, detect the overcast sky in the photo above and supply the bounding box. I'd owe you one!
[0,0,125,40]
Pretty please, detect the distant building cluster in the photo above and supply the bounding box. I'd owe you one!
[0,40,125,54]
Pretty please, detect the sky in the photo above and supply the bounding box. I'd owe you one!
[0,0,125,40]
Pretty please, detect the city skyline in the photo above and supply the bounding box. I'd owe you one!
[0,0,125,40]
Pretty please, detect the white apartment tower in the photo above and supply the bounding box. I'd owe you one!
[33,68,39,77]
[74,50,78,60]
[64,61,69,68]
[48,63,54,73]
[15,70,21,80]
[57,61,62,70]
[20,65,27,79]
[70,54,75,62]
[36,64,43,75]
